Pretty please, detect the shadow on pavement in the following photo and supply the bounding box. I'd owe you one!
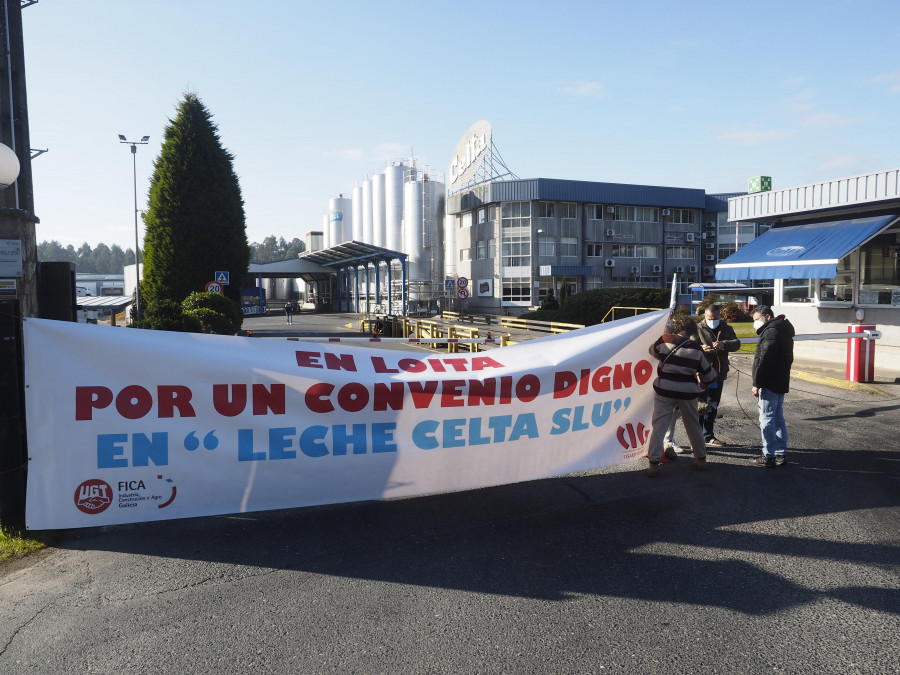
[56,439,900,617]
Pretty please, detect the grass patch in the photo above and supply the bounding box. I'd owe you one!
[729,321,758,354]
[0,526,59,564]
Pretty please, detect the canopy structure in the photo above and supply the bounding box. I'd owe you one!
[76,295,133,326]
[715,214,897,280]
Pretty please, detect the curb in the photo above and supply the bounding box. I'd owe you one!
[791,370,888,396]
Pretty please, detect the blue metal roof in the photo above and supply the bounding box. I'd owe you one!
[448,178,707,214]
[715,214,896,280]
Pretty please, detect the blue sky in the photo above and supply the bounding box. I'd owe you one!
[23,0,900,249]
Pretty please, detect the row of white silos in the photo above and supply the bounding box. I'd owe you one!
[322,161,445,300]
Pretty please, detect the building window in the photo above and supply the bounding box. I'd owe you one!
[459,248,471,262]
[587,204,605,220]
[668,209,696,225]
[477,208,486,224]
[538,237,556,256]
[611,244,658,258]
[476,240,486,260]
[560,237,578,257]
[615,206,658,222]
[586,242,603,257]
[501,201,531,229]
[488,238,497,259]
[488,205,497,222]
[718,244,738,261]
[859,229,900,305]
[666,246,696,259]
[502,277,531,303]
[502,236,531,267]
[585,276,603,290]
[537,202,555,218]
[560,202,577,219]
[461,212,472,228]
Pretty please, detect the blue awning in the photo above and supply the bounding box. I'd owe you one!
[715,215,897,280]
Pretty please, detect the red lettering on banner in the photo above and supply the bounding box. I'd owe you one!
[213,384,285,416]
[373,382,404,411]
[295,351,323,369]
[553,360,655,399]
[306,383,335,413]
[408,381,438,408]
[470,356,504,371]
[441,380,467,407]
[515,374,540,402]
[371,357,398,373]
[76,386,113,420]
[157,385,196,418]
[324,353,357,372]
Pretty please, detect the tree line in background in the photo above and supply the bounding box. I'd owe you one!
[35,234,305,275]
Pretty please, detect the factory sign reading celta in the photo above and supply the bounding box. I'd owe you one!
[330,209,343,222]
[448,120,491,190]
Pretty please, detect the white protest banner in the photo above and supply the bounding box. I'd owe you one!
[23,310,670,529]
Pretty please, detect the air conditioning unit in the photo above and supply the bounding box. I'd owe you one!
[606,206,616,214]
[705,221,716,228]
[604,259,615,268]
[652,264,662,273]
[689,265,698,273]
[662,209,671,216]
[705,255,715,261]
[703,267,714,275]
[705,242,715,249]
[605,228,615,236]
[700,232,707,240]
[675,265,684,273]
[706,230,716,238]
[630,266,639,274]
[685,233,695,242]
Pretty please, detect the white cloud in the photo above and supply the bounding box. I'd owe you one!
[818,154,865,172]
[559,81,606,99]
[871,68,900,93]
[324,142,415,167]
[715,125,791,147]
[782,89,859,129]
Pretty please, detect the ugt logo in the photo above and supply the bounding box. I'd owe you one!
[74,479,113,514]
[617,422,650,450]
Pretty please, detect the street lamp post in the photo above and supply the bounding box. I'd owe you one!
[119,135,150,322]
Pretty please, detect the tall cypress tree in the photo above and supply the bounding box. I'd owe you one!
[142,93,249,306]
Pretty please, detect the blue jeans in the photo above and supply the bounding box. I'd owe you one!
[757,388,787,458]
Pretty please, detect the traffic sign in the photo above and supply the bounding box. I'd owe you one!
[444,279,456,291]
[457,276,469,289]
[457,288,469,300]
[205,281,224,294]
[215,271,230,285]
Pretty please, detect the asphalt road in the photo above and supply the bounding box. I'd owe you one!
[2,316,899,674]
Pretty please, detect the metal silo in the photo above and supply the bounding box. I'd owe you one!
[444,212,457,281]
[329,195,352,246]
[322,211,330,249]
[403,177,424,288]
[403,173,446,301]
[361,177,373,244]
[351,184,363,241]
[372,172,386,248]
[384,163,406,252]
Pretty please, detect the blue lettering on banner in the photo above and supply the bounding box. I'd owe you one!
[237,423,398,461]
[97,432,169,468]
[411,413,538,450]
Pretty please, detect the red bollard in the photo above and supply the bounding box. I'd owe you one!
[846,324,876,383]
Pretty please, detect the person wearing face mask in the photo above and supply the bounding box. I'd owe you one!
[751,305,795,467]
[645,314,717,477]
[696,304,741,447]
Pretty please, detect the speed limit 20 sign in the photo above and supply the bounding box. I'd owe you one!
[205,281,224,294]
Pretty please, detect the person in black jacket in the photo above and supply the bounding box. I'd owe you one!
[751,305,795,467]
[697,304,741,446]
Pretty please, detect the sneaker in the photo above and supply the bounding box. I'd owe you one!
[774,455,787,467]
[706,437,726,447]
[694,457,707,471]
[667,443,689,455]
[663,446,679,461]
[647,462,660,477]
[754,455,775,468]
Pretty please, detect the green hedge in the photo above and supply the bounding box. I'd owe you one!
[523,287,669,326]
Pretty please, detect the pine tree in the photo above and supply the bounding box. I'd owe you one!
[141,93,249,306]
